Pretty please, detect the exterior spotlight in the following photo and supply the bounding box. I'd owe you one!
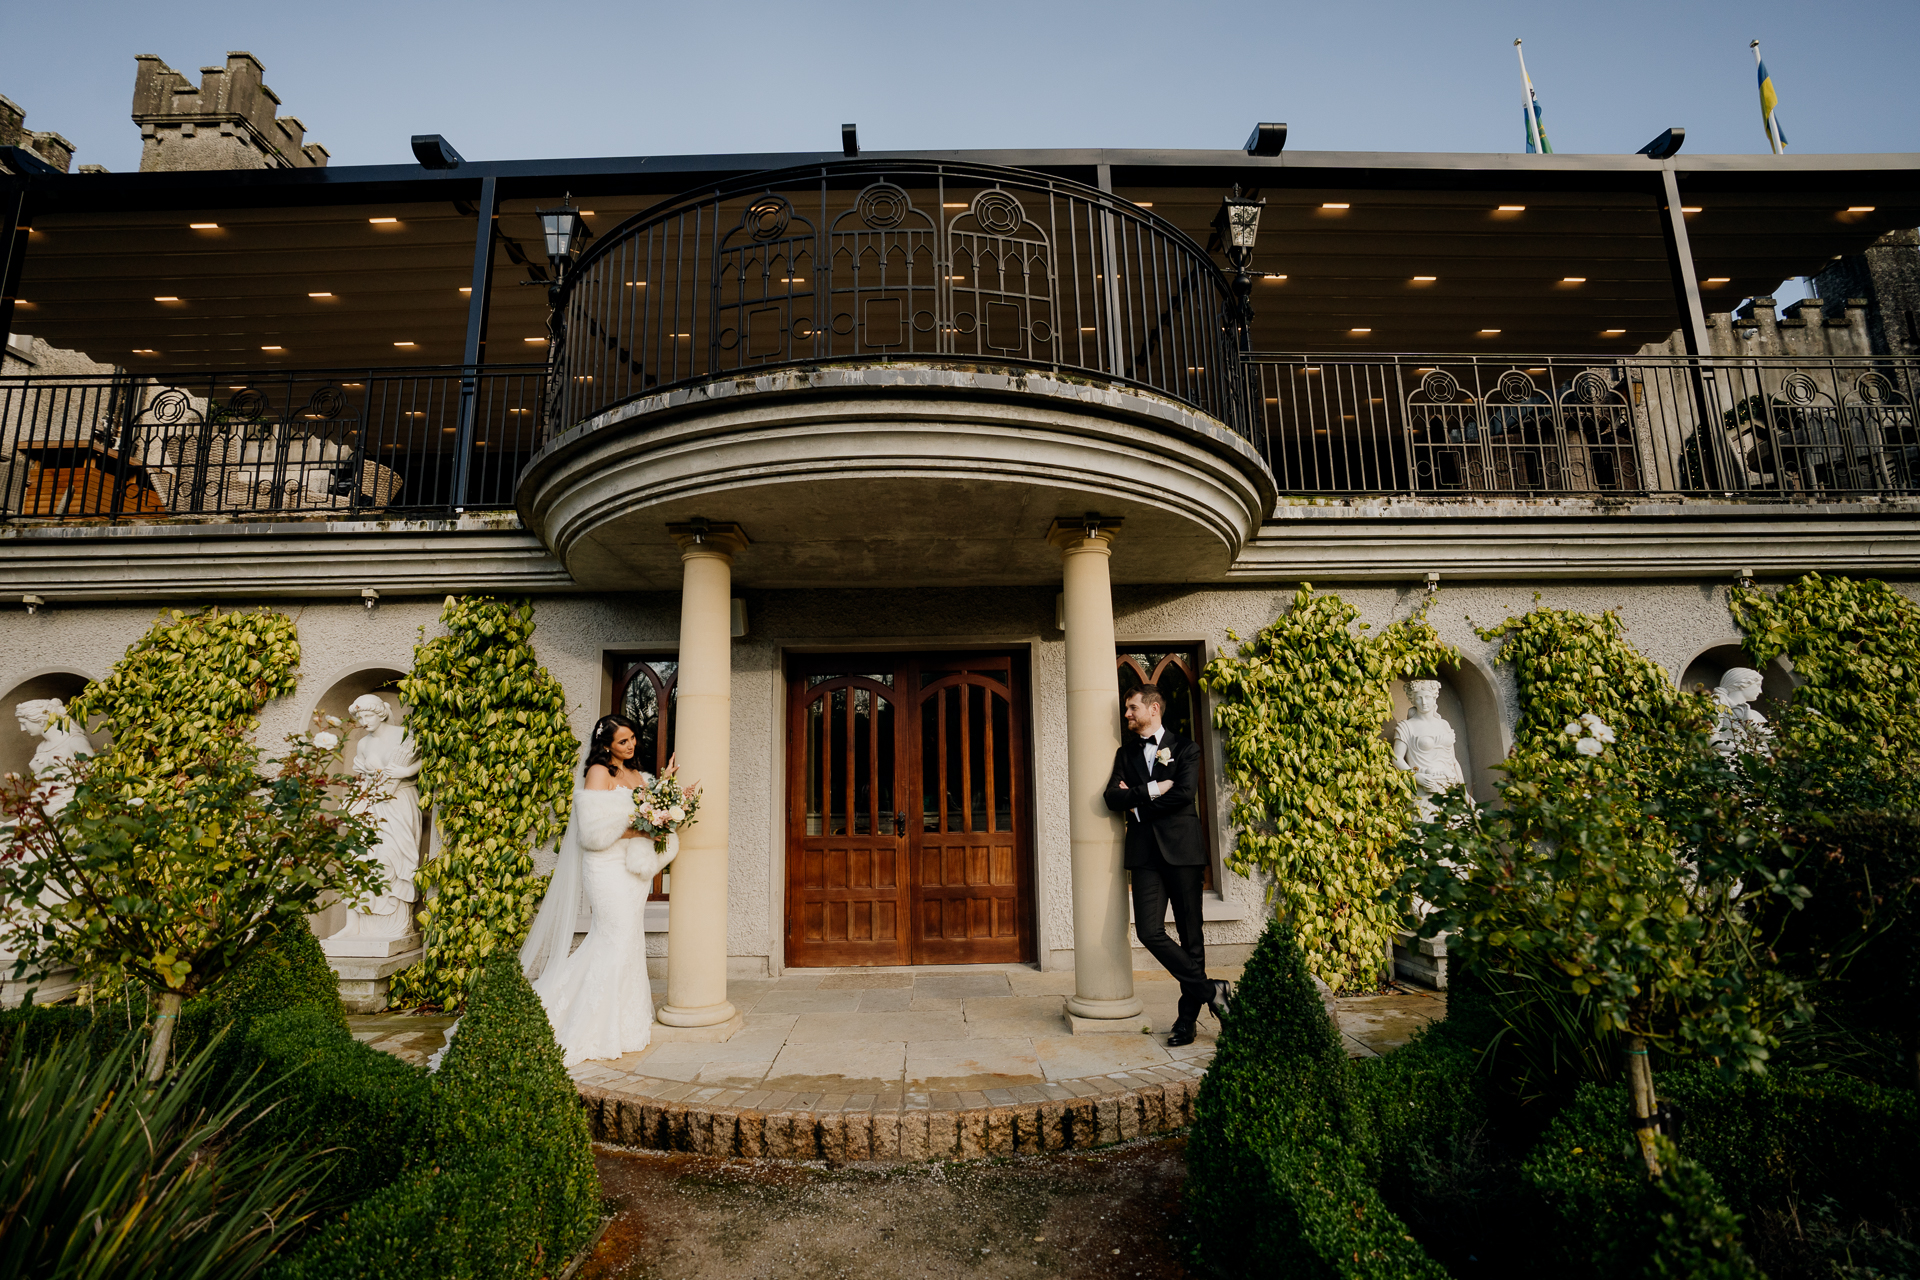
[1244,122,1288,157]
[1637,127,1686,159]
[1425,571,1440,596]
[22,594,44,616]
[410,135,465,169]
[841,123,860,157]
[361,587,381,611]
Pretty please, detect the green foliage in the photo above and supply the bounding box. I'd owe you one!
[1731,572,1920,793]
[68,607,301,776]
[1204,586,1458,988]
[0,1028,323,1280]
[274,951,600,1280]
[1186,920,1448,1280]
[179,922,348,1066]
[393,598,578,1009]
[0,729,383,1004]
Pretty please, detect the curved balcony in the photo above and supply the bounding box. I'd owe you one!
[523,160,1276,589]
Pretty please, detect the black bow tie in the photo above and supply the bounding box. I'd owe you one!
[1140,734,1161,745]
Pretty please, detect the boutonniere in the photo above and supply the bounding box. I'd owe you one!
[1155,747,1173,766]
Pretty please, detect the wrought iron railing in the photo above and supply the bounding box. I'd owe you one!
[1248,353,1920,500]
[548,159,1251,444]
[0,365,545,522]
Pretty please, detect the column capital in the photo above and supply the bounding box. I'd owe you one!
[1045,515,1123,552]
[668,519,751,557]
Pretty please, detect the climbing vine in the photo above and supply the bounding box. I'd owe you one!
[1203,585,1458,990]
[68,607,301,775]
[392,597,578,1009]
[1730,572,1920,770]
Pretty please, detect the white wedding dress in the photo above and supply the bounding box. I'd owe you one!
[519,781,677,1066]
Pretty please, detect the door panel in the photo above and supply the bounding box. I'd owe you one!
[784,652,1035,967]
[785,674,908,967]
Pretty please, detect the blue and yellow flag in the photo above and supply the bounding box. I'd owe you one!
[1515,40,1553,155]
[1754,42,1789,154]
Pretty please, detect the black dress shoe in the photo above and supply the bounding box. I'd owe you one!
[1167,1020,1197,1047]
[1209,979,1233,1023]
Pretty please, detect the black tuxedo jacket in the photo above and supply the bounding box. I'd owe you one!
[1102,730,1206,869]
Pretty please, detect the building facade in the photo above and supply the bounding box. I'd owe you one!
[3,77,1919,1023]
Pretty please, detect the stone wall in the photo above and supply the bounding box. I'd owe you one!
[7,577,1915,981]
[133,52,327,172]
[0,91,78,174]
[1814,228,1920,358]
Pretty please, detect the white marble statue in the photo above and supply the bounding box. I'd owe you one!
[1710,667,1773,758]
[15,698,92,816]
[1393,679,1467,820]
[332,694,424,940]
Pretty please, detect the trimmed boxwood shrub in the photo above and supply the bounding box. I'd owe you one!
[272,949,600,1280]
[1187,920,1450,1279]
[178,920,347,1065]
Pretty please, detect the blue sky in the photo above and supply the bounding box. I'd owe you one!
[2,0,1916,172]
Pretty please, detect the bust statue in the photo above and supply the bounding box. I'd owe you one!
[332,694,424,941]
[15,698,92,816]
[1710,667,1773,758]
[1393,679,1467,820]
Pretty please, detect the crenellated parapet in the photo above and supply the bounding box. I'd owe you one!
[0,92,77,174]
[132,51,328,172]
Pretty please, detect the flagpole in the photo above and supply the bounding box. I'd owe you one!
[1514,38,1539,153]
[1752,40,1783,155]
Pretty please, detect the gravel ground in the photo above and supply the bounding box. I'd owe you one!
[577,1136,1194,1280]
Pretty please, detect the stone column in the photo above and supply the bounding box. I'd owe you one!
[658,520,748,1029]
[1048,517,1143,1021]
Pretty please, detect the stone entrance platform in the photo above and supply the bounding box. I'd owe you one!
[348,966,1445,1162]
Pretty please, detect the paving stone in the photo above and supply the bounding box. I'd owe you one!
[818,972,914,989]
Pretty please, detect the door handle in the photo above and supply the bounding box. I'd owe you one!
[896,810,907,837]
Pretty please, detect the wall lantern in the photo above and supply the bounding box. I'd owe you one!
[536,198,591,278]
[1209,184,1266,336]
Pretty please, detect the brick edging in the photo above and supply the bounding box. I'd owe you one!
[577,1068,1205,1161]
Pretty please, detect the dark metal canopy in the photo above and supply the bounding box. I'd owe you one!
[5,146,1918,372]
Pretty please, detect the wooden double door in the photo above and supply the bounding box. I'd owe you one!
[785,651,1035,967]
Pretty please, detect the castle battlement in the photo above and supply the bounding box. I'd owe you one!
[0,91,77,173]
[132,51,328,172]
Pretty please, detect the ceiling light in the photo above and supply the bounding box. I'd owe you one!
[394,341,417,347]
[1133,201,1153,208]
[459,286,472,293]
[308,291,333,298]
[131,348,156,354]
[1603,328,1626,336]
[341,383,363,388]
[1478,329,1501,335]
[261,345,283,351]
[625,281,646,287]
[670,333,690,339]
[523,337,547,344]
[1497,204,1526,212]
[1412,275,1437,283]
[154,295,180,302]
[780,277,805,283]
[1704,277,1731,286]
[1263,273,1288,281]
[189,222,219,230]
[1562,276,1587,283]
[1526,367,1546,374]
[1320,202,1350,210]
[943,202,967,209]
[1846,206,1876,213]
[1349,328,1372,334]
[368,217,399,224]
[578,210,594,216]
[1681,206,1702,214]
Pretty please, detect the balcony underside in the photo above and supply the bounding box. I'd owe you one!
[518,364,1277,589]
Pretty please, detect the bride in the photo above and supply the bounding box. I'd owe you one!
[519,714,678,1066]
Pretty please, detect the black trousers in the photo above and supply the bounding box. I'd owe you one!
[1130,851,1212,1023]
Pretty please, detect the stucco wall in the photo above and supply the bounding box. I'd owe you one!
[7,575,1917,978]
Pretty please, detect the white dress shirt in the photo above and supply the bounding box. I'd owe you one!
[1132,731,1165,819]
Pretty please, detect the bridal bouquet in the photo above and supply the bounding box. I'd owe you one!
[633,773,700,853]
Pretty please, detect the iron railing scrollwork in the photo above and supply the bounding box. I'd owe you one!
[1,365,545,522]
[1247,352,1920,500]
[547,160,1254,450]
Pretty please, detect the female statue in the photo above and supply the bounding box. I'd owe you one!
[1393,679,1467,820]
[1710,667,1773,757]
[14,698,92,816]
[333,694,424,940]
[519,714,678,1066]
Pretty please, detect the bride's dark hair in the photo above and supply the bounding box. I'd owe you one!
[584,714,642,774]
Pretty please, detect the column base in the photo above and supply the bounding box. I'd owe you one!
[651,1010,745,1043]
[657,999,740,1028]
[1064,993,1144,1021]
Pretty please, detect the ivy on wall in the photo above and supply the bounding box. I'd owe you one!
[68,608,302,774]
[1731,572,1920,766]
[1203,585,1458,991]
[392,597,578,1009]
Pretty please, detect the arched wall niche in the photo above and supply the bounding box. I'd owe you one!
[304,665,411,942]
[1679,642,1796,717]
[1,670,100,783]
[1383,656,1509,805]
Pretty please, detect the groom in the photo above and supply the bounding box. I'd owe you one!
[1102,684,1231,1047]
